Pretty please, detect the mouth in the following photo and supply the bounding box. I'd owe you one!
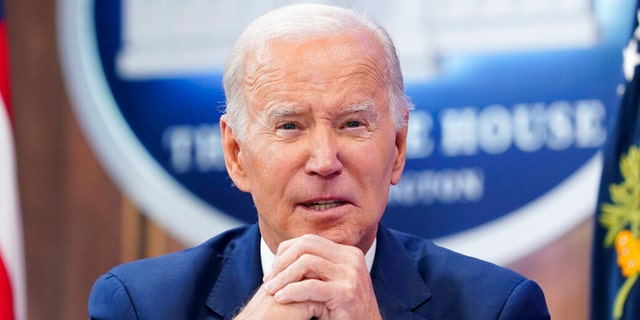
[302,200,345,211]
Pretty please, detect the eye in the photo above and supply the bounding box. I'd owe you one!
[344,120,363,128]
[280,122,298,130]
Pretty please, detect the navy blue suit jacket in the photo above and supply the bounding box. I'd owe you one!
[88,224,550,319]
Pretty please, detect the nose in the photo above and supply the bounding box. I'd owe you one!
[304,127,343,177]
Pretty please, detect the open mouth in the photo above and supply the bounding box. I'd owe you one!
[303,200,344,211]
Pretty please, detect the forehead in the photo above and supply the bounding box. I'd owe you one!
[241,32,390,117]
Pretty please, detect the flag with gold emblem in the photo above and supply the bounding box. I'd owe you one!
[591,2,640,319]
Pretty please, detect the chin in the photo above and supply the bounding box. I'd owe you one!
[314,226,362,247]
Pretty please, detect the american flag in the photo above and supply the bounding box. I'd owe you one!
[0,0,26,319]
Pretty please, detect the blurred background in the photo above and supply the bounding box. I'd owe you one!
[2,0,638,319]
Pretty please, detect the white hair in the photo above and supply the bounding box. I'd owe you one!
[222,3,413,140]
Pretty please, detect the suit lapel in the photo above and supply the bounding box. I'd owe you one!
[372,225,431,319]
[205,225,263,319]
[204,224,431,319]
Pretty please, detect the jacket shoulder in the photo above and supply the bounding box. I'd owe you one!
[108,225,252,281]
[388,229,549,319]
[88,225,256,319]
[391,229,522,281]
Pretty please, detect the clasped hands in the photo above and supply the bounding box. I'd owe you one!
[233,234,382,320]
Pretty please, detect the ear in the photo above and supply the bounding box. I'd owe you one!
[390,121,408,186]
[220,115,251,192]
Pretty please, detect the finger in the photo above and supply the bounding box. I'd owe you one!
[264,234,330,282]
[267,234,362,281]
[273,270,380,318]
[273,279,332,304]
[263,253,339,295]
[233,285,328,319]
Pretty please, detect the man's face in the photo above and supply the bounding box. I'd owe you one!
[221,32,407,253]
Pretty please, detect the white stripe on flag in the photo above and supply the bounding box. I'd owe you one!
[0,96,26,320]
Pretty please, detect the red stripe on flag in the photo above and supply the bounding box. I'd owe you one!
[0,2,21,319]
[0,253,15,320]
[0,21,9,119]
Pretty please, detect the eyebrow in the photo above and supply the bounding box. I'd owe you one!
[265,101,378,119]
[265,103,303,118]
[344,101,376,114]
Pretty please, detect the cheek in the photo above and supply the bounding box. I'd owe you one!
[352,139,397,179]
[243,142,299,188]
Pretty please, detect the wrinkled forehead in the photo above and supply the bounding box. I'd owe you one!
[244,30,390,88]
[243,33,390,108]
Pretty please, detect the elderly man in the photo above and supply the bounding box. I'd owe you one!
[89,4,550,319]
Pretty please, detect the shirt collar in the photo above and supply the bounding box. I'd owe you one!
[260,237,377,276]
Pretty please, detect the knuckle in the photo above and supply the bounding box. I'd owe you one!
[298,253,317,269]
[301,234,320,242]
[308,279,320,291]
[307,302,324,317]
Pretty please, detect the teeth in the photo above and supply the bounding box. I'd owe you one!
[306,200,342,211]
